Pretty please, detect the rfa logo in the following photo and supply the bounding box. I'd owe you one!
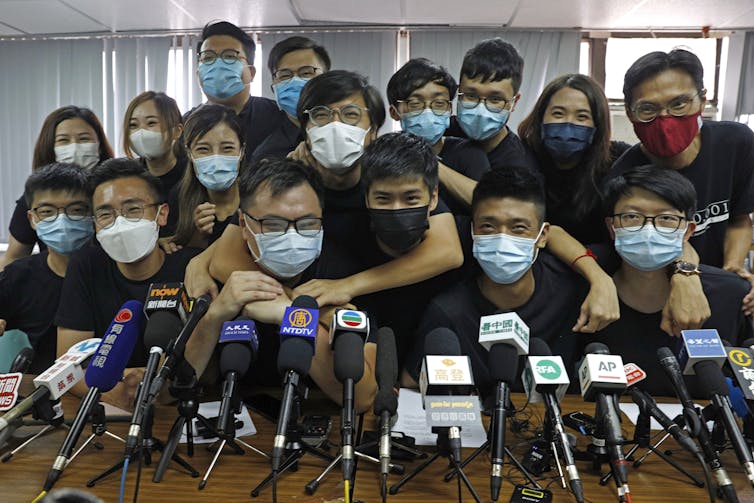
[535,360,561,380]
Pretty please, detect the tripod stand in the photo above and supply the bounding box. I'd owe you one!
[66,399,125,471]
[2,395,68,463]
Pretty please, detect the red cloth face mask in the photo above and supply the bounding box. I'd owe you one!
[632,111,702,158]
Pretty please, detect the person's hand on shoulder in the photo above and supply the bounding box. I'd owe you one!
[287,141,317,168]
[194,202,217,235]
[185,249,219,299]
[158,237,182,254]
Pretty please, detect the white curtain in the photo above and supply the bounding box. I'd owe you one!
[409,30,581,132]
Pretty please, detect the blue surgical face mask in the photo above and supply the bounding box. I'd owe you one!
[193,154,240,191]
[400,109,450,145]
[541,122,596,162]
[273,76,309,118]
[613,225,684,271]
[472,225,544,284]
[244,220,323,279]
[199,60,247,100]
[35,215,93,256]
[457,106,510,141]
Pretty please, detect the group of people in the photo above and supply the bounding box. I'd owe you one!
[2,19,754,412]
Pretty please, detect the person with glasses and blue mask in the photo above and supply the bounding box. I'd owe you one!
[250,36,331,164]
[387,58,490,215]
[185,157,377,412]
[577,165,753,397]
[0,163,93,373]
[54,159,200,411]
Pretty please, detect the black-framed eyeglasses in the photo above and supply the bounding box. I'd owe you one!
[457,92,514,113]
[32,203,91,222]
[94,203,160,229]
[242,210,323,237]
[304,104,369,127]
[396,98,452,117]
[198,49,247,66]
[273,65,320,82]
[631,90,704,123]
[612,212,686,234]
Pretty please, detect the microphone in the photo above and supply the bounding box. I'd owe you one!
[723,343,754,403]
[143,282,190,324]
[217,319,258,435]
[330,308,369,347]
[272,295,319,472]
[43,301,142,492]
[657,347,738,503]
[676,329,727,375]
[9,347,35,374]
[373,327,398,481]
[524,338,583,503]
[333,322,365,485]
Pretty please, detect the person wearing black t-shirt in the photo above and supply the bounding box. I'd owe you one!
[386,58,490,215]
[0,164,93,373]
[402,168,583,399]
[578,166,753,398]
[56,159,199,412]
[186,158,377,411]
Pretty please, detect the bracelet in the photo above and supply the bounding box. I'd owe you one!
[571,248,597,267]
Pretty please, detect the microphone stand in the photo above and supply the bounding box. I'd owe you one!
[2,395,69,463]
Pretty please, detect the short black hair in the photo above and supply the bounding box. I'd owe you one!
[297,70,386,130]
[386,58,458,105]
[24,163,89,208]
[460,38,524,93]
[197,21,255,63]
[623,49,704,105]
[360,132,438,193]
[472,166,546,224]
[88,158,163,203]
[267,36,331,75]
[602,165,697,219]
[239,158,325,210]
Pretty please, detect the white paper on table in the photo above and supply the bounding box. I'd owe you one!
[393,388,487,447]
[102,402,131,419]
[179,401,256,444]
[620,402,711,431]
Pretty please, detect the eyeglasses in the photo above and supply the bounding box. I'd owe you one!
[94,203,160,228]
[273,65,320,82]
[630,90,704,123]
[32,203,91,222]
[457,92,514,113]
[242,210,323,237]
[198,49,247,66]
[396,98,452,117]
[612,213,686,234]
[304,104,369,127]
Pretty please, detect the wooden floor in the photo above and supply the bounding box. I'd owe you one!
[2,384,754,503]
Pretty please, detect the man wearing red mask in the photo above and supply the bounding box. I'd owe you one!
[611,49,754,311]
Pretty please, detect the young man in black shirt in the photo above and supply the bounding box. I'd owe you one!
[55,159,199,411]
[386,58,490,214]
[403,167,584,398]
[185,158,377,411]
[0,163,93,372]
[580,166,753,397]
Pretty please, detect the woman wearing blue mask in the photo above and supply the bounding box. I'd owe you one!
[519,74,631,245]
[168,103,245,249]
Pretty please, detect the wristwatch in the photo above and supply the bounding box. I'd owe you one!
[668,260,701,278]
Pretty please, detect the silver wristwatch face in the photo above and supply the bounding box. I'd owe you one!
[676,261,698,273]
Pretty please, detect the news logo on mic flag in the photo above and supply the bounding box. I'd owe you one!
[624,363,647,387]
[0,373,22,411]
[522,356,570,403]
[91,306,134,370]
[477,312,529,355]
[338,310,367,330]
[219,320,259,353]
[677,329,727,375]
[280,304,319,347]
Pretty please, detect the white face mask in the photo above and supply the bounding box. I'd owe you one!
[96,212,160,264]
[307,122,369,174]
[54,142,100,169]
[130,129,169,159]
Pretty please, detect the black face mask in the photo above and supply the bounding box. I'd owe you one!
[369,205,430,253]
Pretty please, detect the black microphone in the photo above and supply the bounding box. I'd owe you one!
[627,386,700,456]
[374,327,398,480]
[216,319,258,435]
[657,347,738,503]
[9,347,35,374]
[333,328,365,485]
[487,343,518,502]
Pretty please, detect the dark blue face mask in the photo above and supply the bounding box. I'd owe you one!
[541,122,595,163]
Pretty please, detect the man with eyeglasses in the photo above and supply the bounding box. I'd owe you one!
[0,163,93,373]
[250,36,331,164]
[195,21,284,160]
[387,58,490,215]
[577,165,752,397]
[55,159,199,411]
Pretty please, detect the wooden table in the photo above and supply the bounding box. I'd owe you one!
[1,381,753,503]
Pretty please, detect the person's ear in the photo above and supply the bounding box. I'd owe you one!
[429,186,439,212]
[247,66,256,83]
[683,221,696,241]
[536,222,550,249]
[389,105,401,122]
[27,209,37,230]
[156,203,169,227]
[170,123,183,144]
[511,93,521,112]
[605,217,616,240]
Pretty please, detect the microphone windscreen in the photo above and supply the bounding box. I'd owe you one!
[375,327,398,389]
[528,338,552,357]
[278,336,314,376]
[85,300,143,391]
[424,327,461,356]
[695,360,730,398]
[657,346,675,361]
[742,338,754,347]
[220,343,253,375]
[334,332,365,382]
[584,342,610,355]
[291,295,318,309]
[143,311,183,350]
[488,343,519,383]
[374,389,398,416]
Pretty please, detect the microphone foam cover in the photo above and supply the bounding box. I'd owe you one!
[291,294,319,309]
[584,342,610,356]
[741,338,754,348]
[528,337,552,357]
[657,346,675,360]
[373,389,398,416]
[695,360,730,398]
[144,311,183,350]
[488,343,519,383]
[334,332,365,382]
[424,327,460,356]
[278,336,314,376]
[220,343,253,376]
[85,300,143,391]
[375,327,398,388]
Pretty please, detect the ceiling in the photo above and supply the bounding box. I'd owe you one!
[0,0,753,37]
